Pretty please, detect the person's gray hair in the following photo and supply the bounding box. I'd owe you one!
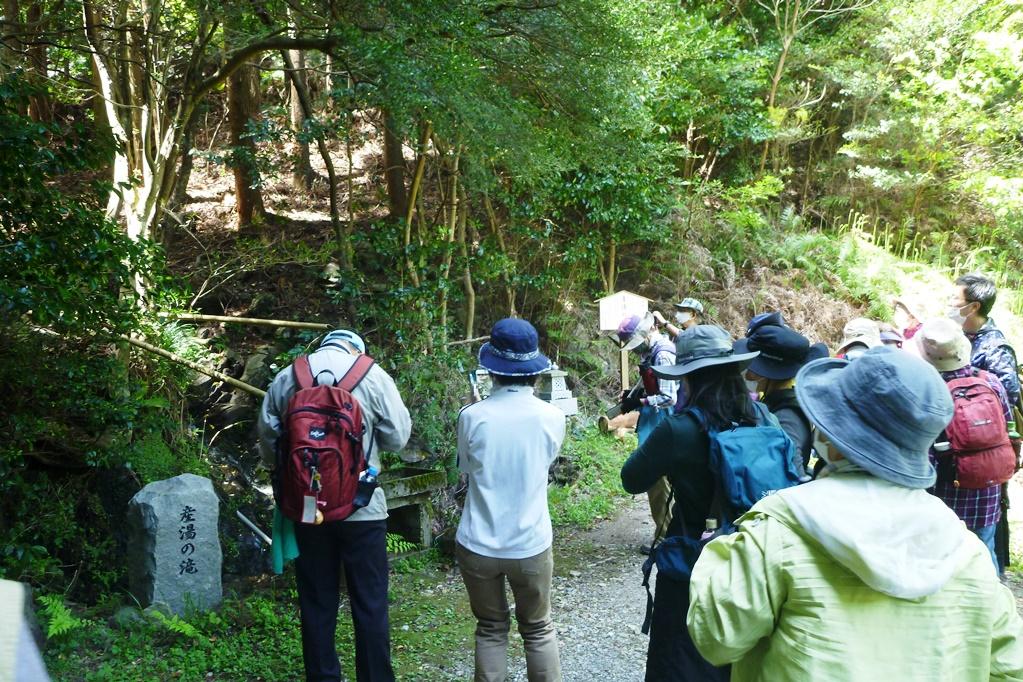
[955,272,997,317]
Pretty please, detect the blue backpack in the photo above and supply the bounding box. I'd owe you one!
[640,402,802,633]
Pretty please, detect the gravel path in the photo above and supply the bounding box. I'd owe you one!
[547,497,652,682]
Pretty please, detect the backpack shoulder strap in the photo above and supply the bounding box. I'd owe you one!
[751,401,780,428]
[338,354,375,393]
[685,406,712,433]
[293,355,315,390]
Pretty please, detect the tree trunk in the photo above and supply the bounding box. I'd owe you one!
[82,0,342,256]
[279,49,349,269]
[169,119,196,213]
[382,109,407,219]
[288,47,315,191]
[606,240,617,294]
[2,0,20,69]
[759,31,794,174]
[25,0,50,122]
[2,0,26,116]
[484,194,517,316]
[596,233,609,294]
[438,147,461,337]
[228,60,265,232]
[457,186,475,341]
[402,120,431,287]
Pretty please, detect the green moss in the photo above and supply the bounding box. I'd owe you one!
[126,431,206,485]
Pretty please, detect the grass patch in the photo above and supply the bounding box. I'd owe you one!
[44,586,305,681]
[548,425,635,528]
[43,564,475,682]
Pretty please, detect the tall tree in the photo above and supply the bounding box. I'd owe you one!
[382,109,407,219]
[227,59,266,231]
[754,0,877,173]
[78,0,339,247]
[287,47,315,191]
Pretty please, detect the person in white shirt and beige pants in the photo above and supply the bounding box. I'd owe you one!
[456,318,566,682]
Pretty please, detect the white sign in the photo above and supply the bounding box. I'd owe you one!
[597,290,649,331]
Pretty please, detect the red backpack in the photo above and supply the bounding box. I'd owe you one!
[942,371,1015,489]
[274,354,374,523]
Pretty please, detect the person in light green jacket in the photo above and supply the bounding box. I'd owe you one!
[688,345,1023,682]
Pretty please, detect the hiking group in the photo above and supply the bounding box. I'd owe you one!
[257,271,1023,682]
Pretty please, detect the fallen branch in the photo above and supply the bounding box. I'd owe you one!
[158,312,332,331]
[444,335,489,347]
[121,335,267,398]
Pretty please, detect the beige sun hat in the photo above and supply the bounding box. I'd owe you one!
[913,318,971,372]
[836,317,882,354]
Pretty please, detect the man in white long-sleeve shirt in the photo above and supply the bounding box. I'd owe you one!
[456,318,566,682]
[258,329,411,682]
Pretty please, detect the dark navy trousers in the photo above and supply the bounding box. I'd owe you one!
[646,574,729,682]
[294,519,394,682]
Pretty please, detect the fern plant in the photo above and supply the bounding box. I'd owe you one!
[386,533,419,555]
[38,594,85,639]
[149,610,200,639]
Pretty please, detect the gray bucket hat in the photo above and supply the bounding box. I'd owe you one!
[795,346,954,488]
[652,324,759,379]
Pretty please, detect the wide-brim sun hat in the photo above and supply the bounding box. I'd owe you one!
[836,317,882,354]
[479,318,552,376]
[734,324,829,381]
[619,312,655,352]
[795,346,953,489]
[652,324,759,379]
[913,318,971,372]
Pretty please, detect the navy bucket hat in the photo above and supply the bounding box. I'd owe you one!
[795,346,953,489]
[734,324,829,381]
[745,311,785,336]
[479,318,552,376]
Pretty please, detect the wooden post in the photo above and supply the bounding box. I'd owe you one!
[620,348,629,391]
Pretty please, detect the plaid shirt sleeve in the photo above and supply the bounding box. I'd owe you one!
[646,349,677,408]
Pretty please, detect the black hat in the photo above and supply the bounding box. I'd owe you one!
[734,324,829,381]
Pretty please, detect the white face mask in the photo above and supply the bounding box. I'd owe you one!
[947,304,968,326]
[675,311,693,326]
[816,438,866,478]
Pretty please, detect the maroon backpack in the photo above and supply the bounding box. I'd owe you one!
[942,371,1015,489]
[274,354,374,523]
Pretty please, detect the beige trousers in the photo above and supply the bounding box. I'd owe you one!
[456,543,562,682]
